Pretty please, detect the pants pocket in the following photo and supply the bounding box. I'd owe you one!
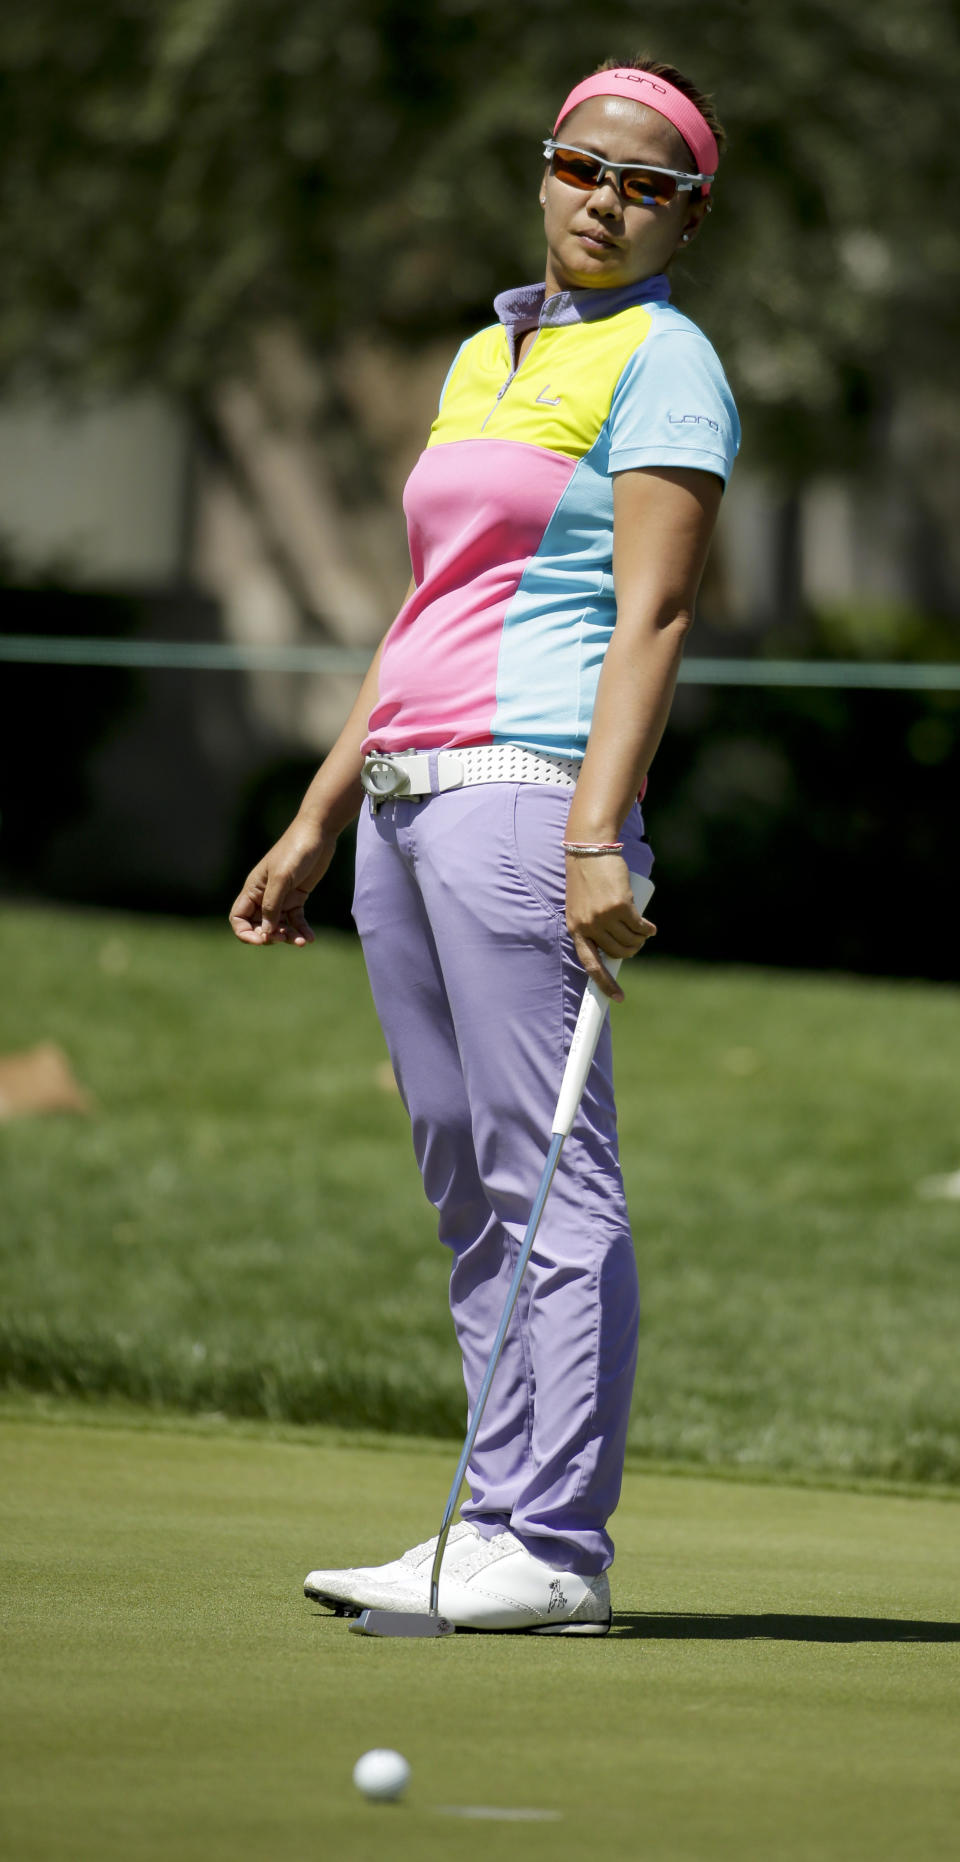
[510,785,654,926]
[509,785,573,925]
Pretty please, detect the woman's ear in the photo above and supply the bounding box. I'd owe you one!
[679,197,710,248]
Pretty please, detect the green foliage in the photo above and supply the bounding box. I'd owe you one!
[785,601,960,662]
[1,906,959,1483]
[1,1,958,470]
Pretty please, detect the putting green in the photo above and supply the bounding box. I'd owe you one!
[2,1414,958,1861]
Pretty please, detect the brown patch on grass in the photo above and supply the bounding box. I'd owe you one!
[0,1043,94,1119]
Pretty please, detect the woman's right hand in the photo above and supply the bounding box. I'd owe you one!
[227,614,393,947]
[228,817,337,947]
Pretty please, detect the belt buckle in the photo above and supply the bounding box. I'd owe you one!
[361,755,411,811]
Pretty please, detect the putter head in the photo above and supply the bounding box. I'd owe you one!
[348,1607,455,1638]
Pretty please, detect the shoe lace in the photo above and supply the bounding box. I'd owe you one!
[399,1520,475,1567]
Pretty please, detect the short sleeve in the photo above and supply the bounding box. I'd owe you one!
[607,321,740,483]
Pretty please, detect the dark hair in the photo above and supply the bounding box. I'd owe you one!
[570,55,726,197]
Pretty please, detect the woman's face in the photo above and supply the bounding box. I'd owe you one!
[541,96,708,294]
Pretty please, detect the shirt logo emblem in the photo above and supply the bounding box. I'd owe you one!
[668,411,720,431]
[535,384,562,406]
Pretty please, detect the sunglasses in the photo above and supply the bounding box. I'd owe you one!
[542,138,713,207]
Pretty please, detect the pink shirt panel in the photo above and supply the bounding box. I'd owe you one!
[363,439,575,754]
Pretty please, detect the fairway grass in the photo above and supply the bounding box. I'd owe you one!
[2,904,960,1484]
[2,1414,958,1862]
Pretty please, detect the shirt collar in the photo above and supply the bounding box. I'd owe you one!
[493,273,671,361]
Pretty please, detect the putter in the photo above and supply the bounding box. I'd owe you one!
[350,870,654,1638]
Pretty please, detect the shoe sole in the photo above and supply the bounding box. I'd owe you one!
[305,1585,610,1635]
[304,1586,362,1615]
[522,1618,610,1636]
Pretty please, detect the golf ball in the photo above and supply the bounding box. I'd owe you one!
[352,1748,411,1802]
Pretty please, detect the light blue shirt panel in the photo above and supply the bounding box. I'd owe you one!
[607,305,740,480]
[492,435,615,757]
[491,312,739,757]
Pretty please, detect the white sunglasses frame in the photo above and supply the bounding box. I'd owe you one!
[542,137,714,197]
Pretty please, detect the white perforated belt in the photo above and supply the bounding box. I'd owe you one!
[360,744,580,808]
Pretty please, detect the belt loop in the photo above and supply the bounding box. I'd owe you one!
[427,750,440,796]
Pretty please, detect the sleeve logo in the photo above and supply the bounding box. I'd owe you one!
[668,411,719,431]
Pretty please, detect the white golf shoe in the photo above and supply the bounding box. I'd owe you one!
[304,1521,481,1611]
[304,1522,611,1635]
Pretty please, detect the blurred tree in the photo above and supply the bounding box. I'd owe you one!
[2,2,959,955]
[1,1,958,476]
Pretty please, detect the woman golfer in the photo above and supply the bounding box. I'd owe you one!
[230,57,739,1632]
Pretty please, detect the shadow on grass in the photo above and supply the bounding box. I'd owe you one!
[612,1612,960,1642]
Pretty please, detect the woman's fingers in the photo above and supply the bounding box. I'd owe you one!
[259,870,289,939]
[260,867,314,940]
[571,913,657,1003]
[229,823,334,947]
[593,930,637,960]
[228,866,309,947]
[285,905,315,946]
[620,912,657,951]
[573,931,624,1002]
[228,873,268,942]
[581,914,657,959]
[230,917,267,945]
[598,914,656,955]
[565,858,654,967]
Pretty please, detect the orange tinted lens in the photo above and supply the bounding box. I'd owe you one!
[621,168,677,206]
[551,148,678,205]
[551,148,605,191]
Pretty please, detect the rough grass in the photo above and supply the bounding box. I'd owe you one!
[1,904,958,1483]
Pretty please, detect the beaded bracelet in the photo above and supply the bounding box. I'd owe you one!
[562,841,624,856]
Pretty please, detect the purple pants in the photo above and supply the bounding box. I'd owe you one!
[352,780,653,1575]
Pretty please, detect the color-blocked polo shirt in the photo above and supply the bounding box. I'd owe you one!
[363,275,740,760]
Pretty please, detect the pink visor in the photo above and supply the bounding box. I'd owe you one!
[554,69,718,192]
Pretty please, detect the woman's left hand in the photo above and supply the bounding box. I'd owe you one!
[565,854,656,1003]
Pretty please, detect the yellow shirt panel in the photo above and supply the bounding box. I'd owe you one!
[427,307,655,461]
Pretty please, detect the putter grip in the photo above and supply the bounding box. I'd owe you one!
[551,871,654,1138]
